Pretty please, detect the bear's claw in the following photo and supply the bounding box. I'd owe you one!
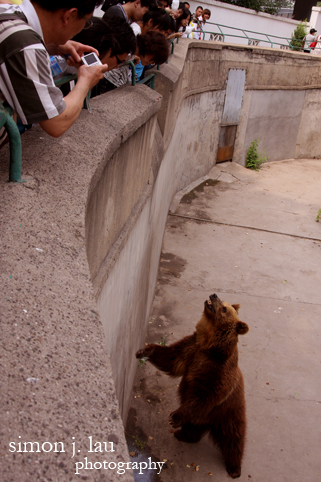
[169,410,183,428]
[226,466,241,479]
[135,349,145,359]
[136,345,155,359]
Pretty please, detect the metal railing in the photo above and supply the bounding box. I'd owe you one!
[0,101,22,182]
[192,21,298,51]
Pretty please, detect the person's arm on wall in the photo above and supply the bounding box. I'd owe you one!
[39,63,107,138]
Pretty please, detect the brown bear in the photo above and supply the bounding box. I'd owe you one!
[136,293,249,479]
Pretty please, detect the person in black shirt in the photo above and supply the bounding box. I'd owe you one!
[102,0,156,24]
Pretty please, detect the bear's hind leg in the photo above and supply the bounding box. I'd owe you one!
[209,422,245,479]
[174,423,208,443]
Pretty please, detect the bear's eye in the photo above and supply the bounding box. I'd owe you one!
[222,306,227,313]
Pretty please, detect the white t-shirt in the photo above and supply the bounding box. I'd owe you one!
[303,33,316,50]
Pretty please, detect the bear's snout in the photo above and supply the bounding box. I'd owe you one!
[209,293,222,308]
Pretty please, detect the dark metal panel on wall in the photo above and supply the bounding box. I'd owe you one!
[217,125,238,162]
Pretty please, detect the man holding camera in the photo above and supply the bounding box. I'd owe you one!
[0,0,108,138]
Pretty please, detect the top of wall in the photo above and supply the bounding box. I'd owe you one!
[189,0,299,25]
[0,84,161,482]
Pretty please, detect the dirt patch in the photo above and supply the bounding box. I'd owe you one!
[158,253,187,285]
[180,179,220,204]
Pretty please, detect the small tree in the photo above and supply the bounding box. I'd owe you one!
[246,139,268,170]
[290,21,308,51]
[262,0,293,14]
[218,0,293,14]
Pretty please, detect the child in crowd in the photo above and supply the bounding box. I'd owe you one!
[131,9,174,79]
[136,30,169,66]
[131,7,174,36]
[174,6,191,36]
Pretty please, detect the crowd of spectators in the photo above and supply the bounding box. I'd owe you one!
[0,0,211,143]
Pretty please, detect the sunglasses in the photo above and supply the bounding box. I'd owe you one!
[78,11,93,30]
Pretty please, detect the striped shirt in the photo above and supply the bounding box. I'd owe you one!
[0,0,66,125]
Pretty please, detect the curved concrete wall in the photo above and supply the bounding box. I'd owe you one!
[90,41,321,420]
[2,39,321,480]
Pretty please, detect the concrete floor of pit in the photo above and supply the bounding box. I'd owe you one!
[126,159,321,482]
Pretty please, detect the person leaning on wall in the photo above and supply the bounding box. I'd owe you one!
[0,0,108,138]
[102,0,156,24]
[73,15,137,95]
[101,0,157,89]
[192,5,203,22]
[302,28,317,53]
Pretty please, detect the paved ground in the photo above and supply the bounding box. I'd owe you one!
[126,159,321,482]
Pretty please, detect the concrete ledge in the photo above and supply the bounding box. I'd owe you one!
[0,84,161,482]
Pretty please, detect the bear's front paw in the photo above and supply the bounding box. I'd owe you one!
[169,410,183,428]
[135,345,154,359]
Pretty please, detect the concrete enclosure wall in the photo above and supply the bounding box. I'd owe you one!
[2,39,321,480]
[89,41,321,420]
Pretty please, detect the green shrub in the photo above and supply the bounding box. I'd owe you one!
[246,139,268,171]
[290,21,308,51]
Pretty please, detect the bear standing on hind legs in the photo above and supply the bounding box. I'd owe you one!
[136,293,249,479]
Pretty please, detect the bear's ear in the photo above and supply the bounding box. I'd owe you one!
[236,321,249,335]
[232,304,240,313]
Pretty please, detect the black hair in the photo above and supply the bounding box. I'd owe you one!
[73,16,136,57]
[101,0,120,11]
[140,0,158,8]
[142,7,172,31]
[175,6,191,32]
[31,0,103,15]
[136,30,169,64]
[168,15,176,33]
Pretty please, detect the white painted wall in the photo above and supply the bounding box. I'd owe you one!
[186,0,302,48]
[310,7,321,33]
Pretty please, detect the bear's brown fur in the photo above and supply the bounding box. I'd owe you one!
[136,293,249,478]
